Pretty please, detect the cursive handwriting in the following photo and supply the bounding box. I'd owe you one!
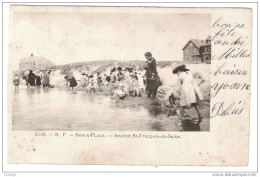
[211,82,250,98]
[212,47,251,60]
[214,62,248,76]
[211,101,244,118]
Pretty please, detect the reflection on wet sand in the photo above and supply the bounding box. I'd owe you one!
[12,87,209,131]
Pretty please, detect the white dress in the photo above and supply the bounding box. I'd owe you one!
[178,72,197,106]
[187,71,204,101]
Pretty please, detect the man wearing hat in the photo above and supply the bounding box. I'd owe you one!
[144,52,159,99]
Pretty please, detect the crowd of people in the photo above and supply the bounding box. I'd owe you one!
[13,52,205,122]
[13,69,54,91]
[63,52,162,99]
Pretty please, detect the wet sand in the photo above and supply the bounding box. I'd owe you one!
[12,84,210,131]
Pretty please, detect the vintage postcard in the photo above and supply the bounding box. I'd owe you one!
[7,5,252,166]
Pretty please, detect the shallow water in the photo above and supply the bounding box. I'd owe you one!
[12,86,209,131]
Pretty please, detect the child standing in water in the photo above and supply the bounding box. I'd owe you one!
[88,75,96,93]
[96,72,103,92]
[80,72,88,88]
[13,73,20,91]
[172,65,203,122]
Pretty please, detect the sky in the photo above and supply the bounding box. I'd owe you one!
[9,10,211,70]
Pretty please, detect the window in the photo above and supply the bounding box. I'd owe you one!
[186,49,188,54]
[189,42,193,47]
[194,48,196,53]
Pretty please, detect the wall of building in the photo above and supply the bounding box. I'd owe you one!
[183,41,200,62]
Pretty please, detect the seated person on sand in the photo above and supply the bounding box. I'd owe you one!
[113,83,127,99]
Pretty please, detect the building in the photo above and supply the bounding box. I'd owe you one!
[19,53,55,71]
[182,36,211,64]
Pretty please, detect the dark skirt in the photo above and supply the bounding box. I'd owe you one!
[36,76,41,86]
[69,77,78,87]
[28,77,35,86]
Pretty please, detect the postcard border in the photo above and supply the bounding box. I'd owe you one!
[1,1,258,174]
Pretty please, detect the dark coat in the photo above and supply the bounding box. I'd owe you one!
[146,58,157,78]
[146,58,160,90]
[27,72,36,86]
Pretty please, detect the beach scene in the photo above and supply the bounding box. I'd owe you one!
[9,9,211,131]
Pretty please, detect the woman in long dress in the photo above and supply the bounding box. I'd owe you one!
[27,70,36,88]
[68,75,78,91]
[35,70,41,87]
[172,65,203,121]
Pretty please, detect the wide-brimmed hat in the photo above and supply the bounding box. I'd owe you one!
[81,72,86,75]
[89,75,94,78]
[64,75,68,79]
[172,65,189,74]
[118,67,122,71]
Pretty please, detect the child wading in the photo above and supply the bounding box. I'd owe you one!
[88,75,96,93]
[97,72,103,92]
[80,72,88,88]
[13,73,20,91]
[172,65,203,123]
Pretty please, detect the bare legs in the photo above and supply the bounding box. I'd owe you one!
[168,103,202,124]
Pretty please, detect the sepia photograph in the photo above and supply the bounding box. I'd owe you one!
[4,4,255,168]
[9,6,211,132]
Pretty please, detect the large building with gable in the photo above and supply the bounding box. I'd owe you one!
[182,36,211,64]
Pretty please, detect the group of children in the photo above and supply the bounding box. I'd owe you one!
[13,63,206,123]
[64,66,145,98]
